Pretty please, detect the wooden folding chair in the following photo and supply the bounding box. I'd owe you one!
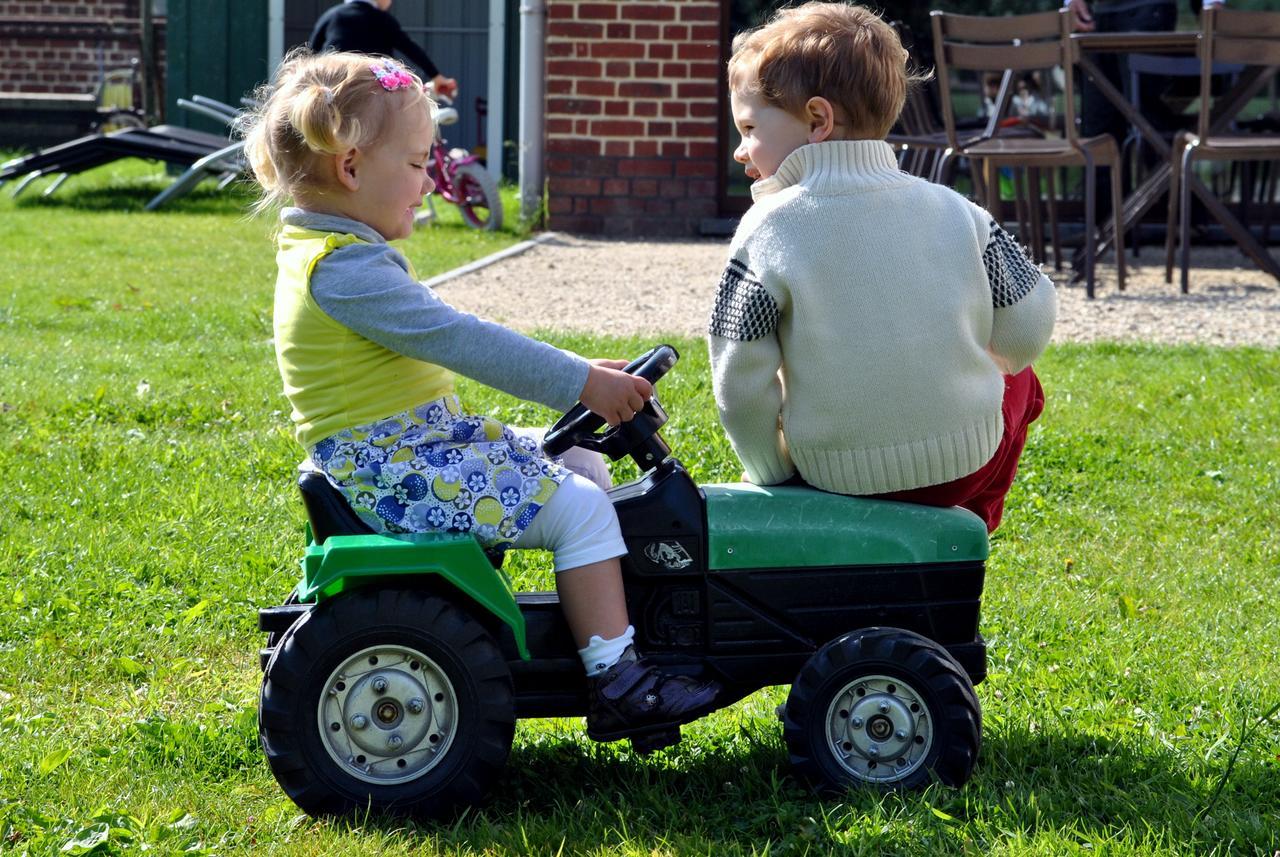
[932,8,1127,298]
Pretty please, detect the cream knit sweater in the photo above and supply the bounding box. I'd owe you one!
[708,140,1057,494]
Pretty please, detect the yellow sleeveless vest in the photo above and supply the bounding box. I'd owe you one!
[273,225,454,448]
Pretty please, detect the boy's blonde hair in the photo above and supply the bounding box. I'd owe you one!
[238,49,433,213]
[728,2,925,140]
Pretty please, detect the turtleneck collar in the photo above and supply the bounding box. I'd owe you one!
[750,139,905,202]
[281,207,387,244]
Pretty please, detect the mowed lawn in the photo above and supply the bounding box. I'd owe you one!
[0,160,1278,855]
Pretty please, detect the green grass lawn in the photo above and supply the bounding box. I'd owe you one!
[1,161,1278,855]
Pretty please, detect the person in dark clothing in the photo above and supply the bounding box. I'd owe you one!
[309,0,457,98]
[1065,0,1224,219]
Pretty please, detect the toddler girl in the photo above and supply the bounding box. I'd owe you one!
[240,50,718,740]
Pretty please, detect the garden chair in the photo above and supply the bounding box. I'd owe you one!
[1164,7,1280,293]
[932,8,1127,298]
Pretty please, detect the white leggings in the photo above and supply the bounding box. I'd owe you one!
[509,428,627,572]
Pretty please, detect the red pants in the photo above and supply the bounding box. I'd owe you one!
[873,367,1045,533]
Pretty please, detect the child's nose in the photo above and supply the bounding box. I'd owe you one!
[422,171,435,195]
[733,142,748,164]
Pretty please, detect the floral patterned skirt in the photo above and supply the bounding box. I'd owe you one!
[310,395,567,548]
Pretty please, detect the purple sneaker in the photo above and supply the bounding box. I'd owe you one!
[586,647,722,742]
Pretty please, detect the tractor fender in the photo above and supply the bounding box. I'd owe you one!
[296,532,529,659]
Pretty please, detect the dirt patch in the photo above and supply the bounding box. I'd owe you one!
[436,233,1280,348]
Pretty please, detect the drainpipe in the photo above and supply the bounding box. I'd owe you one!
[518,0,546,225]
[487,0,505,183]
[268,0,285,75]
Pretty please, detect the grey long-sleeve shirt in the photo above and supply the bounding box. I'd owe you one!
[280,208,589,413]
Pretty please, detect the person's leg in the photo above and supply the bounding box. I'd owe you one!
[509,425,613,491]
[871,367,1045,532]
[513,474,721,735]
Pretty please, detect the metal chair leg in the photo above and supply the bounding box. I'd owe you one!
[1180,144,1196,294]
[1110,158,1126,291]
[1084,153,1097,299]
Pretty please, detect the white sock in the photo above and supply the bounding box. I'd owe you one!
[578,625,635,676]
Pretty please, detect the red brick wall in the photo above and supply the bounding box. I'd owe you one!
[0,1,165,94]
[544,0,723,237]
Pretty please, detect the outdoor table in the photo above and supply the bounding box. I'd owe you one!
[1071,31,1280,285]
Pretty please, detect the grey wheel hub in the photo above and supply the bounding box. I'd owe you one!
[318,644,458,785]
[825,673,933,784]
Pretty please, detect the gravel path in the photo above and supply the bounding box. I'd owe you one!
[437,233,1280,348]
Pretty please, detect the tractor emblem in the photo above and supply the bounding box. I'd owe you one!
[644,541,693,569]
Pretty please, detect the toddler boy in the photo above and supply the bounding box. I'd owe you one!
[709,1,1057,532]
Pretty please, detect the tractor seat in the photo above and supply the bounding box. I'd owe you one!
[297,471,374,544]
[296,471,506,569]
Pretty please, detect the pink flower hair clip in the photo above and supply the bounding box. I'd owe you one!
[370,61,415,92]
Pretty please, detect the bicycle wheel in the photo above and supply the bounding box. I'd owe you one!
[453,163,503,232]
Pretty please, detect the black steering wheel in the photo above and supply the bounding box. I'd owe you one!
[542,344,678,469]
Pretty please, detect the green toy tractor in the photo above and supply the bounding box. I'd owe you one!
[257,345,987,817]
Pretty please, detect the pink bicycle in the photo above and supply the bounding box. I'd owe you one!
[417,94,503,231]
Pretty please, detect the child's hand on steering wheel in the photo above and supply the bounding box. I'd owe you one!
[581,360,652,426]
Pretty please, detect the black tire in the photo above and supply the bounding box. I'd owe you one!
[259,588,515,818]
[263,589,301,653]
[454,163,503,231]
[783,627,980,792]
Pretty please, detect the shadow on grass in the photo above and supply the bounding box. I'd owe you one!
[11,179,255,216]
[340,724,1277,853]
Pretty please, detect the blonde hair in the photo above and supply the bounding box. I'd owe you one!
[238,49,433,213]
[728,2,928,140]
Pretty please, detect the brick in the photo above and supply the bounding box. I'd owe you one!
[661,62,689,78]
[604,100,629,116]
[689,62,720,79]
[635,24,660,40]
[646,120,673,136]
[648,43,673,60]
[662,24,688,40]
[591,119,646,137]
[548,4,572,19]
[662,141,689,158]
[689,101,718,118]
[576,2,617,19]
[633,101,657,117]
[644,198,673,215]
[661,102,688,117]
[548,20,604,38]
[634,61,659,78]
[677,42,720,61]
[620,4,676,21]
[688,141,718,158]
[686,179,717,197]
[549,176,602,196]
[549,214,606,234]
[632,178,658,196]
[676,82,718,99]
[634,140,658,157]
[546,97,602,115]
[618,158,672,178]
[547,78,572,94]
[677,120,720,138]
[606,22,631,39]
[576,79,616,97]
[546,117,573,134]
[604,140,630,157]
[547,59,602,78]
[691,25,720,41]
[675,158,716,177]
[546,41,575,58]
[575,118,590,134]
[619,81,668,99]
[546,156,574,174]
[591,42,644,59]
[605,61,631,77]
[602,178,630,196]
[547,137,602,156]
[659,180,686,199]
[680,4,720,22]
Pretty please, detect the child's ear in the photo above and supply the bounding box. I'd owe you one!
[333,148,361,192]
[805,97,838,143]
